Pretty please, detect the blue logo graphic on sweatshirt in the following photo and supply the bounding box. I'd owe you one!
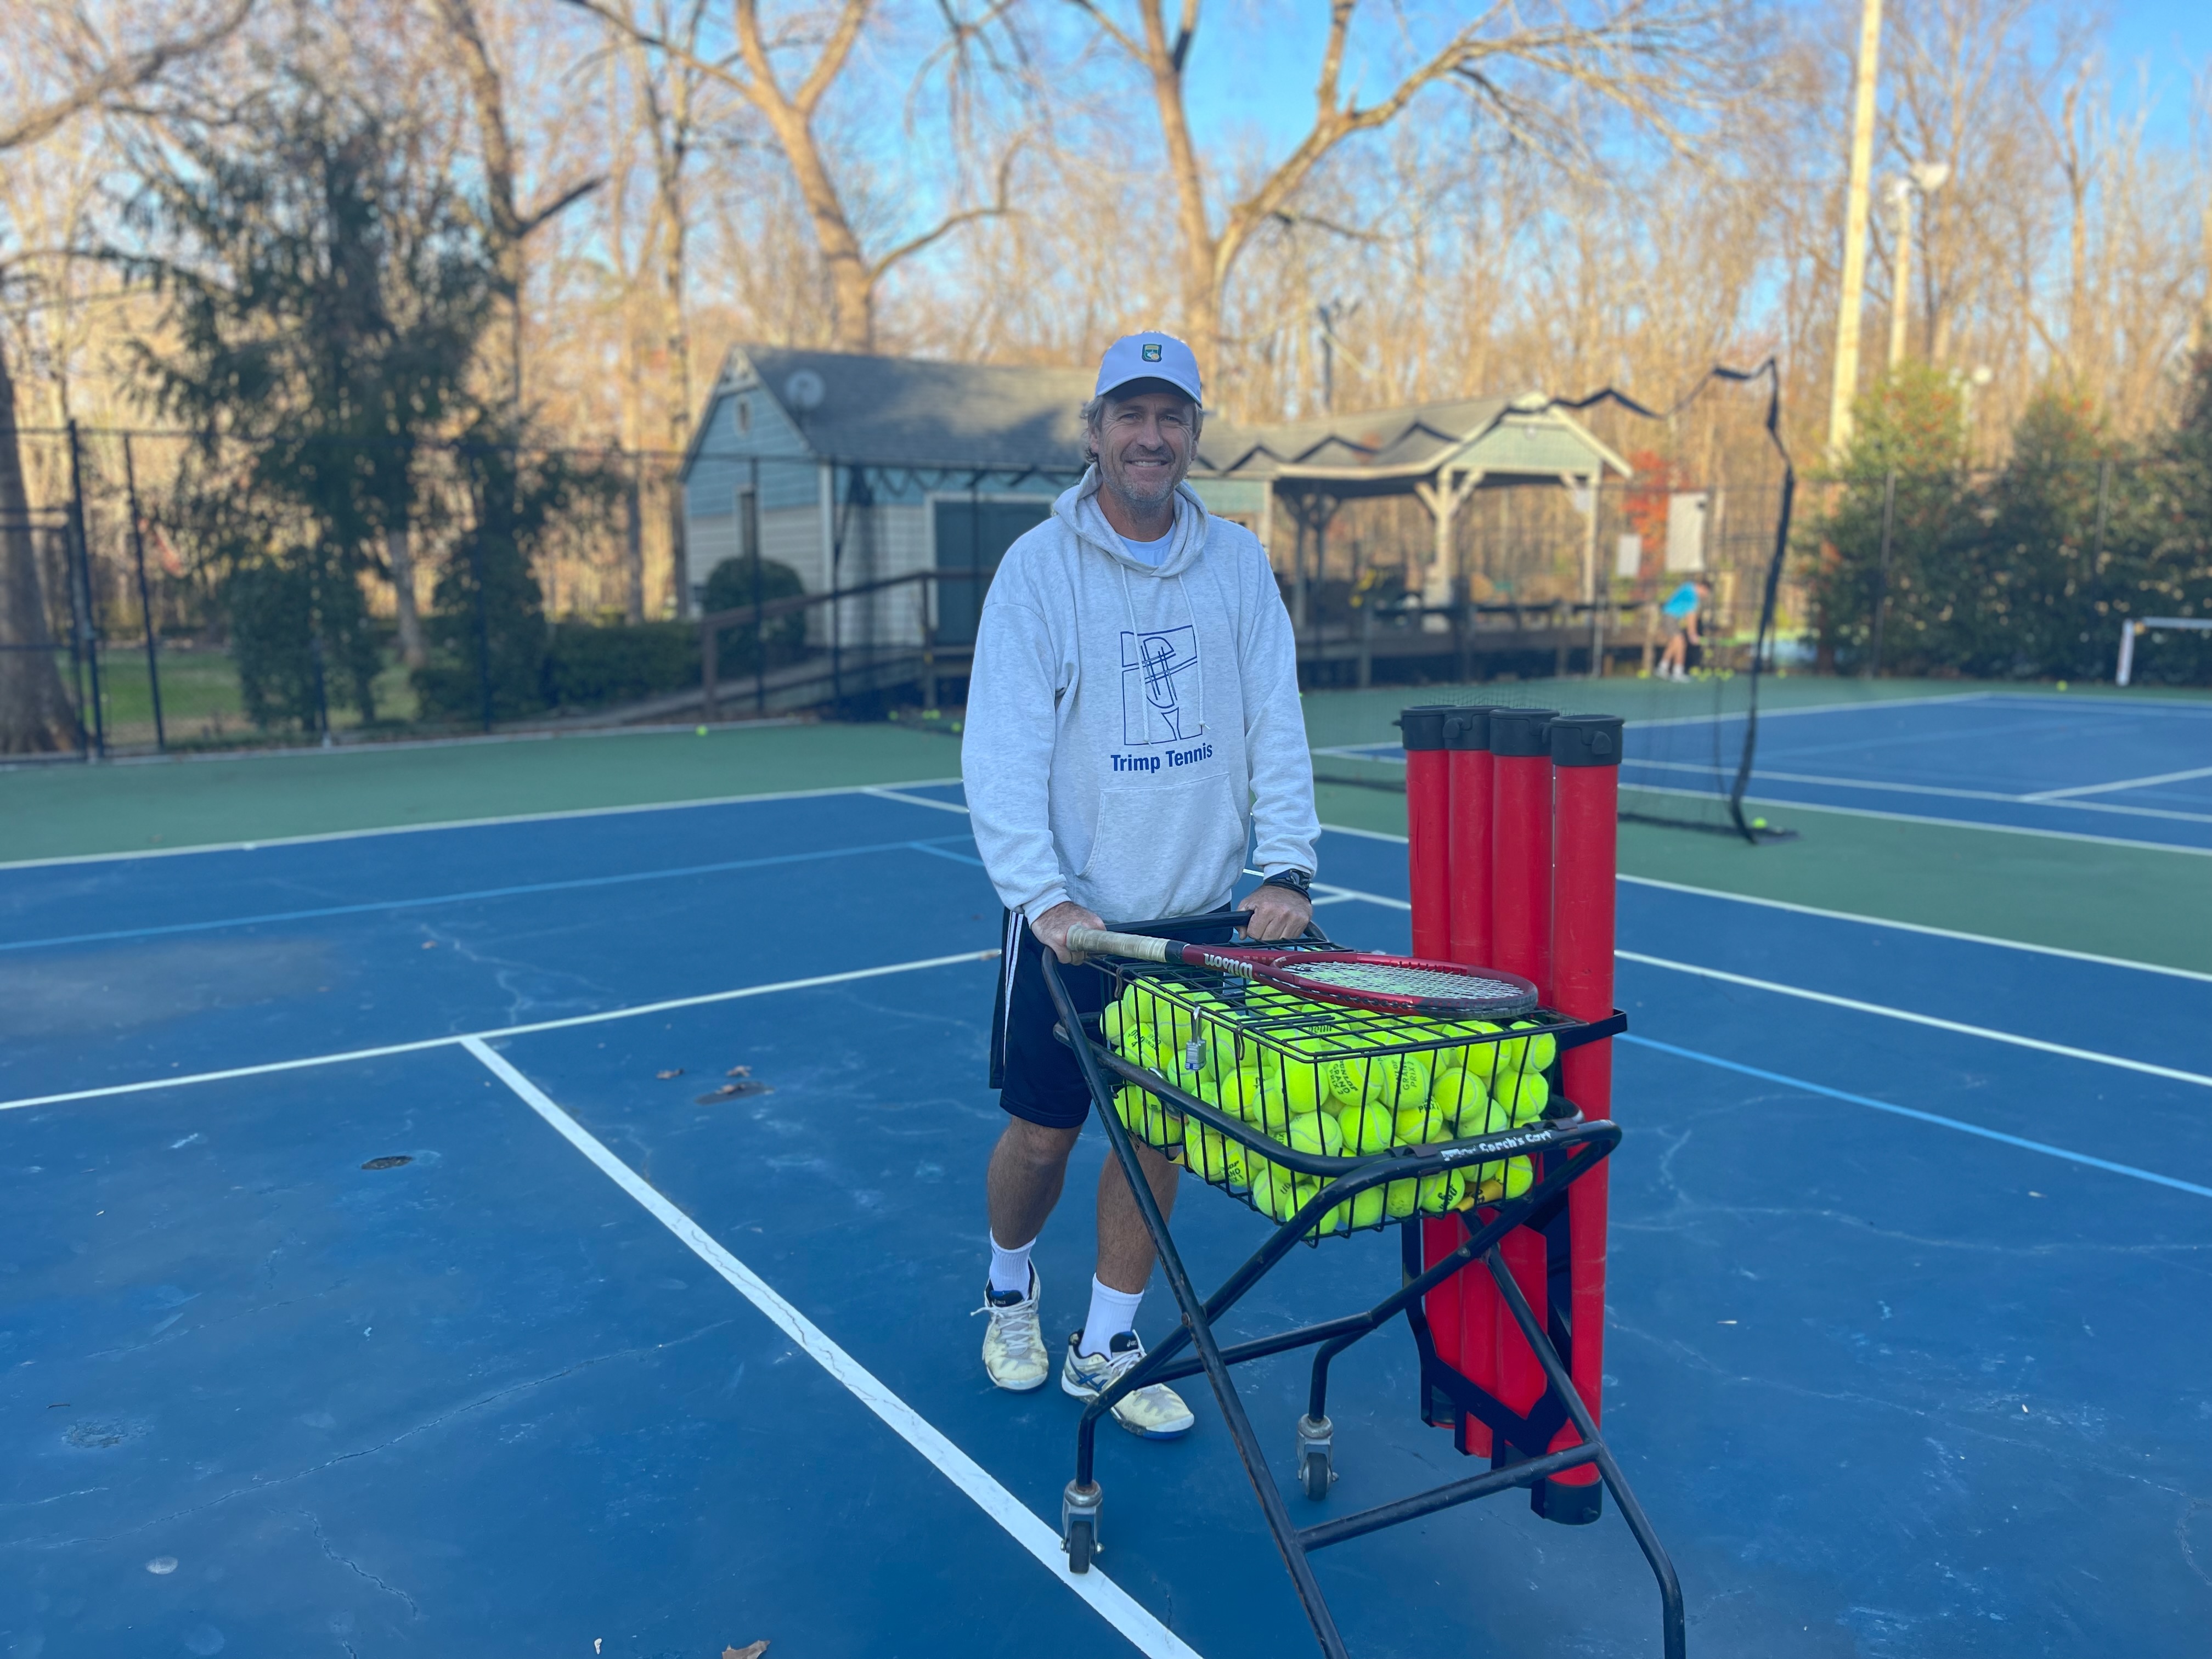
[1120,626,1199,744]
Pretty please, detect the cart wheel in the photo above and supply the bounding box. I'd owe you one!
[1301,1448,1335,1502]
[1065,1517,1097,1574]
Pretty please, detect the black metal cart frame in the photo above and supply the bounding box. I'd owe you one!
[1041,922,1685,1659]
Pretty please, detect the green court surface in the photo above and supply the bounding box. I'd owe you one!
[4,682,2208,975]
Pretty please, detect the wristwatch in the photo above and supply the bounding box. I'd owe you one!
[1258,868,1313,900]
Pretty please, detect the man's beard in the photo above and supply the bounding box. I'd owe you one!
[1104,454,1180,511]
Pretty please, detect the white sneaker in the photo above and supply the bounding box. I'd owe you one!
[976,1265,1048,1391]
[1061,1331,1196,1440]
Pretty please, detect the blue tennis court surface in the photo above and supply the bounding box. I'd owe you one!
[4,782,2209,1657]
[1321,691,2212,851]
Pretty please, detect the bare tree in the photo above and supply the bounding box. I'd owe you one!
[429,0,606,405]
[2,0,253,752]
[1058,0,1735,379]
[562,0,1018,351]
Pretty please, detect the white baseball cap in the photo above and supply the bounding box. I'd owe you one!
[1095,332,1204,408]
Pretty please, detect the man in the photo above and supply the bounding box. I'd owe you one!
[961,332,1319,1438]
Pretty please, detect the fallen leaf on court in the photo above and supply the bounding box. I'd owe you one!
[725,1065,752,1077]
[420,941,437,950]
[695,1081,770,1103]
[656,1069,685,1080]
[724,1644,769,1659]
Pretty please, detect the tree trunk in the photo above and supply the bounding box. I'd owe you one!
[387,522,426,667]
[1133,0,1223,375]
[0,332,81,753]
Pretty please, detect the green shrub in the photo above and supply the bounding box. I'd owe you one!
[543,620,697,707]
[224,545,382,730]
[702,555,809,678]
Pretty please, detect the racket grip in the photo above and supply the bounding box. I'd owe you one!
[1064,925,1172,964]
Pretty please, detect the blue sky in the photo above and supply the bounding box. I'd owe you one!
[1177,0,2211,152]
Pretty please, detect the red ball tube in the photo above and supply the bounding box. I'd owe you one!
[1486,709,1557,992]
[1536,714,1623,1521]
[1441,707,1494,967]
[1461,708,1555,1458]
[1428,704,1494,1448]
[1400,706,1453,960]
[1402,706,1465,1406]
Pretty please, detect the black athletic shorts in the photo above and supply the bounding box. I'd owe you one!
[990,907,1235,1130]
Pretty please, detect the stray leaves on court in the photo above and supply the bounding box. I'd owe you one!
[695,1079,770,1103]
[656,1069,685,1080]
[725,1065,751,1077]
[723,1644,769,1659]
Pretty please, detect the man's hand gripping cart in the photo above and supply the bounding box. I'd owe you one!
[1041,924,1685,1659]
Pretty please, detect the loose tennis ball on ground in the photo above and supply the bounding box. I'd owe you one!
[1417,1168,1466,1214]
[1350,1187,1386,1228]
[1337,1102,1394,1155]
[1508,1072,1550,1125]
[1385,1177,1420,1219]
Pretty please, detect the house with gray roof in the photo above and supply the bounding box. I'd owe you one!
[678,346,1633,652]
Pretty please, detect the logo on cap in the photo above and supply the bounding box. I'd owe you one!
[1141,343,1162,362]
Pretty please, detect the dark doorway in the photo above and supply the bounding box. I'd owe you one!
[933,498,1049,646]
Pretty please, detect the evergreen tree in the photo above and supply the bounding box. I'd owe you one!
[128,72,490,732]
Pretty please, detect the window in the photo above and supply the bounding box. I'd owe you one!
[736,399,752,435]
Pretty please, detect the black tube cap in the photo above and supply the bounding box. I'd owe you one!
[1488,708,1558,758]
[1398,704,1455,751]
[1440,707,1491,750]
[1550,714,1624,768]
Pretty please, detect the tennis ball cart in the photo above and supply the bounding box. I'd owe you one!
[1039,708,1684,1658]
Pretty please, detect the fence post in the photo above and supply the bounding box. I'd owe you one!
[122,435,166,752]
[1867,466,1895,678]
[469,535,492,732]
[751,458,765,716]
[65,421,106,759]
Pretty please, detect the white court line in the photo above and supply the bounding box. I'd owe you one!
[1615,873,2212,985]
[2025,763,2212,802]
[0,777,967,872]
[865,785,975,816]
[462,1037,1202,1659]
[0,949,996,1113]
[1621,757,2212,826]
[1616,950,2212,1090]
[1313,821,2212,983]
[1726,793,2212,857]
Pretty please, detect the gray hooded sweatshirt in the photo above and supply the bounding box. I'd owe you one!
[961,470,1319,926]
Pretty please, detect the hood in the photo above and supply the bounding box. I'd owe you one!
[1052,466,1212,579]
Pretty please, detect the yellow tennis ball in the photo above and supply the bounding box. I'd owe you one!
[1462,1022,1504,1080]
[1394,1102,1449,1146]
[1515,1022,1557,1074]
[1319,1053,1364,1108]
[1431,1067,1487,1133]
[1509,1072,1550,1125]
[1281,1062,1324,1115]
[1113,1086,1143,1130]
[1338,1102,1393,1154]
[1188,1127,1242,1184]
[1102,1002,1126,1047]
[1503,1156,1533,1198]
[1418,1168,1466,1214]
[1385,1177,1420,1219]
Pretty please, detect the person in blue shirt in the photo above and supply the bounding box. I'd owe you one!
[1656,577,1708,681]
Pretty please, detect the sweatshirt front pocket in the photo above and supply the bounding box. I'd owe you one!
[1077,771,1245,893]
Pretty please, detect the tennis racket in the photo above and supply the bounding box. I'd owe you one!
[1065,926,1539,1017]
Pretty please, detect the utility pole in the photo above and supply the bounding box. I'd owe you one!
[1827,0,1886,460]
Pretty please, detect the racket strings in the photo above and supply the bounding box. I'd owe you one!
[1284,962,1527,1001]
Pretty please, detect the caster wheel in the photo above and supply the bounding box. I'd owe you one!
[1301,1448,1335,1501]
[1065,1517,1097,1573]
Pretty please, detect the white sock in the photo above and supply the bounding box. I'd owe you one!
[1079,1277,1144,1358]
[988,1233,1035,1299]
